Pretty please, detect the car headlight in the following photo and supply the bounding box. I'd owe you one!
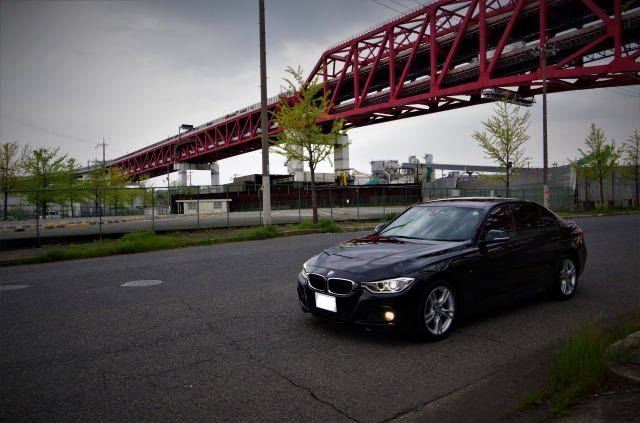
[360,277,415,294]
[301,262,310,280]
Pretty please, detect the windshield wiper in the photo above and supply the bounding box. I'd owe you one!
[381,220,413,234]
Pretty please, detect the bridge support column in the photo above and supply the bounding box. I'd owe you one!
[334,135,350,176]
[210,162,220,186]
[178,165,188,186]
[173,162,220,186]
[286,136,349,183]
[286,146,305,182]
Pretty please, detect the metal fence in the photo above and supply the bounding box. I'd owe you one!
[2,179,637,248]
[422,165,639,211]
[0,185,426,247]
[422,186,576,211]
[1,184,423,222]
[4,176,638,223]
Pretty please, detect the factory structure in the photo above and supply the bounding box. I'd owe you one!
[276,147,477,187]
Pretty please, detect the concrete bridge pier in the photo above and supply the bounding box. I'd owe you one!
[285,135,350,182]
[286,146,305,181]
[334,135,350,176]
[209,162,220,186]
[175,162,220,186]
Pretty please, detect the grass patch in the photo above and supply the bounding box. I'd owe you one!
[16,232,192,264]
[242,225,279,240]
[556,206,640,218]
[514,314,640,419]
[296,218,343,233]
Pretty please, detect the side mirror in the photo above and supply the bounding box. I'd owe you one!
[374,223,386,234]
[483,229,509,243]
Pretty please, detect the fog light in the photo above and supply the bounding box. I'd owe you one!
[384,311,395,322]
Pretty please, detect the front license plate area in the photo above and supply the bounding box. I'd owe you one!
[315,292,337,312]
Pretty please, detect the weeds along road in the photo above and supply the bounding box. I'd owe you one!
[1,214,638,422]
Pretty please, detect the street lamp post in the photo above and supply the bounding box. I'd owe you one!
[532,44,556,209]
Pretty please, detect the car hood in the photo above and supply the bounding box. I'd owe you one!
[308,235,466,279]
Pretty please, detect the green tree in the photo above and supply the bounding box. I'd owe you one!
[271,66,350,223]
[621,130,639,206]
[472,96,531,198]
[122,186,140,214]
[21,147,68,218]
[60,157,84,218]
[0,142,27,220]
[104,166,131,215]
[570,124,623,207]
[137,174,157,209]
[83,160,109,216]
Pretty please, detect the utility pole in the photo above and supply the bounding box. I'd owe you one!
[96,138,107,169]
[532,44,556,209]
[95,137,107,236]
[259,0,271,225]
[96,138,107,196]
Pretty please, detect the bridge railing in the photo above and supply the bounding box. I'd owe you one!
[325,0,438,52]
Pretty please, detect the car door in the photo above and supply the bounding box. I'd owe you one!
[460,204,526,309]
[513,203,560,291]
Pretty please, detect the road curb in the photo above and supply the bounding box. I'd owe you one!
[607,331,640,386]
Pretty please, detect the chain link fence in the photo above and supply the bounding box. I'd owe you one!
[1,184,423,224]
[2,179,637,248]
[4,178,638,223]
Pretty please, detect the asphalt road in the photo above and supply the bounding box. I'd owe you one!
[1,214,639,422]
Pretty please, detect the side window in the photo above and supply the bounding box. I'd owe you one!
[482,205,516,238]
[538,207,558,230]
[514,204,556,235]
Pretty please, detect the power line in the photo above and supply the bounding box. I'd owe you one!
[605,86,640,98]
[370,0,403,13]
[390,0,413,10]
[1,111,98,146]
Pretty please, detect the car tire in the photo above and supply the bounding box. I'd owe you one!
[416,281,457,341]
[552,256,578,301]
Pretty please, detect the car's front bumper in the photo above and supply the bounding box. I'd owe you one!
[297,272,419,329]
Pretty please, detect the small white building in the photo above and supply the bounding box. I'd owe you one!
[175,199,231,215]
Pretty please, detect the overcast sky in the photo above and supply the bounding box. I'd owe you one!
[1,0,639,185]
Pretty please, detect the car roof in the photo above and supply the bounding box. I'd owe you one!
[417,197,531,210]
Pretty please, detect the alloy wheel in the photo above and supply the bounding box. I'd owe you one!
[423,286,456,336]
[559,258,577,296]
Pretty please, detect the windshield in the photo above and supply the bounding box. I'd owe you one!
[379,205,482,241]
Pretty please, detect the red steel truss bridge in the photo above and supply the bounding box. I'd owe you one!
[112,0,640,180]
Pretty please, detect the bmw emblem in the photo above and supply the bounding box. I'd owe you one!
[327,270,335,277]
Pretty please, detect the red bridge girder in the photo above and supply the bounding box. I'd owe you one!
[112,0,640,180]
[113,100,282,181]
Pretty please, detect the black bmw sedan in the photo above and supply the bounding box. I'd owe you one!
[297,198,587,341]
